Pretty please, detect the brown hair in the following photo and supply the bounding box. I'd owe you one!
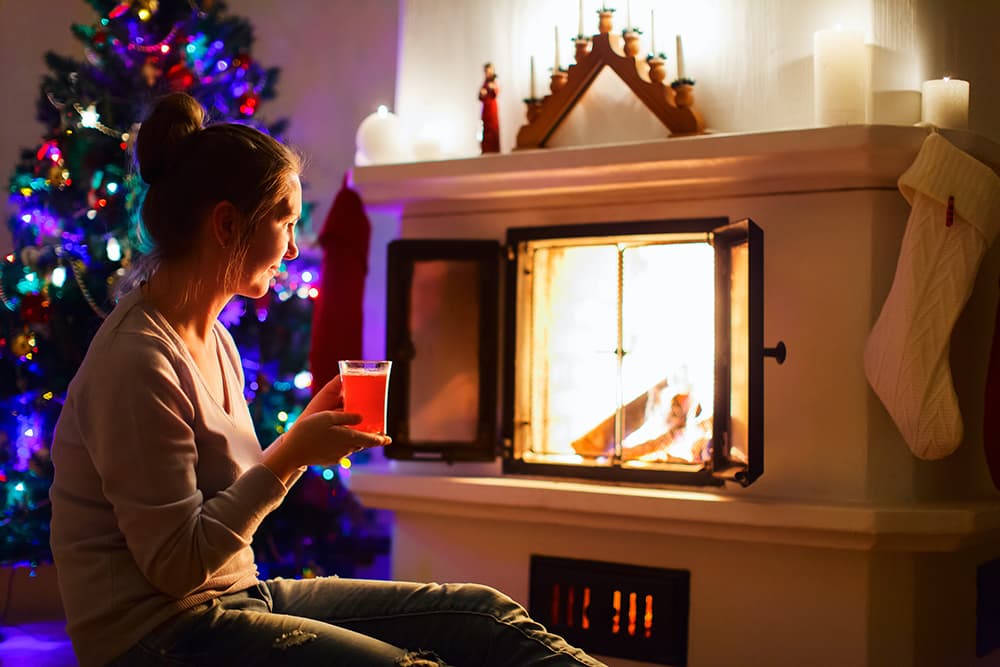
[130,92,301,291]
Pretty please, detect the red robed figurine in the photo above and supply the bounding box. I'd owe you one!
[478,62,500,154]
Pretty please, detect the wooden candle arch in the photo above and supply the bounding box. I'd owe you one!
[515,31,705,150]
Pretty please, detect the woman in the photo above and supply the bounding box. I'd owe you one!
[49,93,607,667]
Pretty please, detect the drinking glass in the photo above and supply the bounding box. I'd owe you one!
[338,360,392,434]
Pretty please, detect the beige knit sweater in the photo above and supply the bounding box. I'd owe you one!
[50,288,292,666]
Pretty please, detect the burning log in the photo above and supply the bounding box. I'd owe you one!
[570,379,670,457]
[571,379,711,463]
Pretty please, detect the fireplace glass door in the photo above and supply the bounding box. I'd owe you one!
[503,218,764,486]
[383,240,500,461]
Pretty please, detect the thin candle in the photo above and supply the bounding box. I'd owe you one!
[626,0,631,29]
[554,26,561,70]
[675,34,685,78]
[650,10,655,54]
[530,55,536,99]
[578,0,584,36]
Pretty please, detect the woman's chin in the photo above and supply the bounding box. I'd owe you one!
[239,280,272,300]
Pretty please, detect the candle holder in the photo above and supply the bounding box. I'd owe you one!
[522,97,544,123]
[597,9,614,34]
[622,29,641,58]
[671,78,696,108]
[549,69,569,94]
[574,36,591,63]
[646,56,666,84]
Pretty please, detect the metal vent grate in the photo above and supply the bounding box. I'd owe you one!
[529,555,689,666]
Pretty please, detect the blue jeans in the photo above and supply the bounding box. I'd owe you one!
[108,577,608,666]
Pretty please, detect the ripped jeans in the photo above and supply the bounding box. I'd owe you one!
[107,577,609,666]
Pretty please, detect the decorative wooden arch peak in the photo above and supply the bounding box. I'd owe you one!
[515,31,704,149]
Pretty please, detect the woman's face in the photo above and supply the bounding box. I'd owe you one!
[237,172,302,299]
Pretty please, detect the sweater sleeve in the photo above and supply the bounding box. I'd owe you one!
[78,332,288,599]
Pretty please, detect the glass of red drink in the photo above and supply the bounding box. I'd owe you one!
[337,360,392,434]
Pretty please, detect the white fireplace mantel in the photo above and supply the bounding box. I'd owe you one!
[352,125,1000,213]
[349,466,1000,553]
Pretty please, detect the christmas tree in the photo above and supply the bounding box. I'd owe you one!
[1,0,388,576]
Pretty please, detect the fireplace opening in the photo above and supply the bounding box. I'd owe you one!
[503,218,766,487]
[530,555,690,666]
[508,229,716,464]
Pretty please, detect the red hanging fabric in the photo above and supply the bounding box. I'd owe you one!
[309,173,371,395]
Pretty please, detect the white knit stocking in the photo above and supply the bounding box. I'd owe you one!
[864,133,1000,460]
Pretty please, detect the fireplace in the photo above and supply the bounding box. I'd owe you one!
[350,126,1000,667]
[385,217,776,487]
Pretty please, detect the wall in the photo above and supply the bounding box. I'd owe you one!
[0,0,399,256]
[394,0,1000,156]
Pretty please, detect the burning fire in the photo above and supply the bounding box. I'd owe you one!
[519,235,725,468]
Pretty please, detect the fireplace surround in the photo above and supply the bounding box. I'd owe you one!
[350,126,1000,667]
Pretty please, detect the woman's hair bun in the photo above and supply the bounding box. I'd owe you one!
[135,93,206,185]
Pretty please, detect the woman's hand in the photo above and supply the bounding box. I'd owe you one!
[262,410,390,484]
[299,375,345,421]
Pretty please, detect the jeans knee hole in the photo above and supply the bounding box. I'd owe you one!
[272,629,319,649]
[395,649,445,666]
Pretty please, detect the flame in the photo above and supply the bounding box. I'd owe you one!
[521,238,716,463]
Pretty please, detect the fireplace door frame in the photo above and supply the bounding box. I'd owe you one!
[712,218,764,486]
[383,239,501,462]
[501,218,765,487]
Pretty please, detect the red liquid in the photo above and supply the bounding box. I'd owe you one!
[341,372,389,433]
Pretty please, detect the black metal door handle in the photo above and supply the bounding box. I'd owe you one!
[763,341,786,364]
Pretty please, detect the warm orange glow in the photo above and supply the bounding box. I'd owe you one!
[612,590,622,634]
[628,592,637,636]
[644,594,654,638]
[582,587,591,630]
[566,586,575,627]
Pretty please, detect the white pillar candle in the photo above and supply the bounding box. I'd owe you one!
[813,28,867,126]
[675,35,685,79]
[355,105,410,165]
[921,78,969,129]
[530,55,536,99]
[554,26,561,70]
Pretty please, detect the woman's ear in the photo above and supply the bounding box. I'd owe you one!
[210,201,239,248]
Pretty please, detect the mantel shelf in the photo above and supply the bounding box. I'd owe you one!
[351,125,1000,212]
[348,466,1000,553]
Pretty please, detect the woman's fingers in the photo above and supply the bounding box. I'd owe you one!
[312,411,391,449]
[287,411,390,466]
[335,425,391,450]
[326,411,362,426]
